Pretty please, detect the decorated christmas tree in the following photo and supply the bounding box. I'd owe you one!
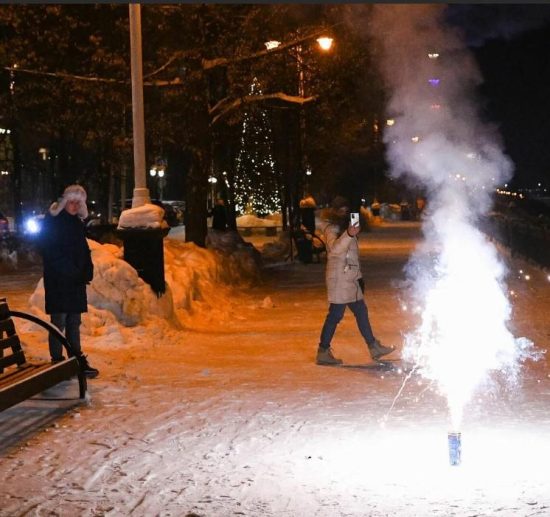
[233,78,280,217]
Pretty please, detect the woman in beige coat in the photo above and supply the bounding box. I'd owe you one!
[316,197,394,365]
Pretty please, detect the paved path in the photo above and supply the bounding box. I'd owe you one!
[1,222,549,516]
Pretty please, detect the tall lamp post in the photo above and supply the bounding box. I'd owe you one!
[265,34,333,262]
[118,5,167,297]
[297,37,333,196]
[300,37,332,195]
[128,4,150,208]
[265,35,333,202]
[208,175,218,209]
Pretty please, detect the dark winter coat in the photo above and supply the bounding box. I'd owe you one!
[211,204,228,231]
[40,209,93,314]
[299,195,317,234]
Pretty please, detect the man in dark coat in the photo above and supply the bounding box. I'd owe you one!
[299,193,317,235]
[211,198,228,231]
[40,184,98,378]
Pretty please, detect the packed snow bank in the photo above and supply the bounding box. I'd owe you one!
[28,236,260,337]
[237,214,278,227]
[117,203,167,229]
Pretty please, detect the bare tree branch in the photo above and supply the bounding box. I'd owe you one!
[4,66,125,85]
[3,66,186,87]
[210,92,317,125]
[143,50,190,79]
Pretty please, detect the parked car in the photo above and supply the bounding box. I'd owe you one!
[0,211,9,235]
[162,200,185,226]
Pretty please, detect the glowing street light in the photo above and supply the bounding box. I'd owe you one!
[316,36,334,51]
[262,31,334,222]
[149,159,167,200]
[208,175,218,208]
[265,36,333,52]
[264,40,281,50]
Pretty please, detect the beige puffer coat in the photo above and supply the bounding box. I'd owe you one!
[320,208,363,304]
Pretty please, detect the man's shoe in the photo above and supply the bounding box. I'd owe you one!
[51,356,65,364]
[316,347,343,365]
[78,354,99,378]
[369,339,395,361]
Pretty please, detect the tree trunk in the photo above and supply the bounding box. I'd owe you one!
[10,128,23,231]
[184,148,209,247]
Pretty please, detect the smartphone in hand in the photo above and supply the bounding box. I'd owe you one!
[350,212,360,227]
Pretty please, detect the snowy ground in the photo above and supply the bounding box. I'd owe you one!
[1,222,549,516]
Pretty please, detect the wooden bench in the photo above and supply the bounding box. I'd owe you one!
[0,298,87,412]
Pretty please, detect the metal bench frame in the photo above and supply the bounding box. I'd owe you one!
[0,298,87,412]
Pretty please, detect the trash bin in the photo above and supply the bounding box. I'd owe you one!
[116,227,169,296]
[86,223,118,244]
[400,202,411,220]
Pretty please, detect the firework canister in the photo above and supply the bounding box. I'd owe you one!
[448,432,461,466]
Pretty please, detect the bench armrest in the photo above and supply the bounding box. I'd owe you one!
[8,310,78,358]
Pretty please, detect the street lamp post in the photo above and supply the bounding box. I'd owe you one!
[118,6,168,298]
[264,34,333,217]
[208,176,218,209]
[295,36,333,199]
[128,4,150,208]
[149,160,167,200]
[265,34,333,262]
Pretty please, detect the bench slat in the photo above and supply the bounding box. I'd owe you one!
[0,358,81,412]
[0,334,23,353]
[0,349,27,370]
[0,363,37,388]
[0,317,16,336]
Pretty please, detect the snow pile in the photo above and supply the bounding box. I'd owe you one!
[264,212,283,225]
[261,232,291,261]
[165,237,260,327]
[0,244,18,272]
[205,229,262,277]
[117,203,167,229]
[28,236,260,338]
[237,214,278,227]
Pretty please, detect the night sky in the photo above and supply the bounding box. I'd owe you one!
[446,4,550,189]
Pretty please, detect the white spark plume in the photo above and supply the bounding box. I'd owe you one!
[369,5,539,429]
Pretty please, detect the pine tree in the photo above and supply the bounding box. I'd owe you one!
[233,78,280,217]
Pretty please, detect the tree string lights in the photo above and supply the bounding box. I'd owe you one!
[233,78,281,217]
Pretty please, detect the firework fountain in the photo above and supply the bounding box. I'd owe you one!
[369,5,539,464]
